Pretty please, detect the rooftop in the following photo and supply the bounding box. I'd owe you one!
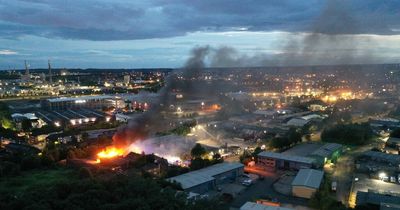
[258,151,315,165]
[311,143,343,157]
[363,151,400,164]
[240,202,294,210]
[356,191,400,206]
[387,137,400,145]
[167,162,244,190]
[291,169,324,189]
[47,95,114,103]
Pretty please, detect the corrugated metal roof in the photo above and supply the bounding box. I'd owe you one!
[311,143,342,157]
[258,151,315,165]
[363,151,400,164]
[47,95,114,102]
[291,169,324,189]
[167,162,244,190]
[356,191,400,206]
[240,202,294,210]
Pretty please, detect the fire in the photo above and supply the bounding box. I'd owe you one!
[97,147,125,161]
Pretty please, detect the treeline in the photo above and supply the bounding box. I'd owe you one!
[321,123,374,145]
[189,143,223,171]
[0,170,227,210]
[269,128,303,150]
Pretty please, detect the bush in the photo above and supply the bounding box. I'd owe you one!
[79,167,93,179]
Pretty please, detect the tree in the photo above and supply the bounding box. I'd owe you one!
[79,167,93,179]
[191,143,206,159]
[288,128,302,144]
[390,128,400,138]
[21,119,32,131]
[252,147,263,156]
[321,123,374,145]
[0,102,14,130]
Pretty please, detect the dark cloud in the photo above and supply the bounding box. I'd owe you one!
[0,0,399,41]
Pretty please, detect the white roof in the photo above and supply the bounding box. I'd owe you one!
[167,162,244,190]
[11,113,38,120]
[301,114,324,121]
[286,118,308,127]
[240,202,294,210]
[47,95,114,102]
[258,151,315,165]
[292,169,324,189]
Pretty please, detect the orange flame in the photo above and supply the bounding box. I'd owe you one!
[97,147,125,161]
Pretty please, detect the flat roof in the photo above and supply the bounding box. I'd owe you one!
[363,151,400,164]
[301,114,324,121]
[167,162,244,190]
[47,95,114,103]
[387,137,400,144]
[381,203,400,210]
[292,169,324,189]
[311,143,342,157]
[356,191,400,206]
[240,202,294,210]
[258,151,315,165]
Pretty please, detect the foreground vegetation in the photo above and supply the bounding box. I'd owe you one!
[0,168,227,210]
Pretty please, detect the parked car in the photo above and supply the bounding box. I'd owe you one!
[242,179,252,186]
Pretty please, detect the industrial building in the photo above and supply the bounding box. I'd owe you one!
[362,151,400,165]
[167,162,244,194]
[291,169,324,199]
[257,151,315,170]
[370,118,400,129]
[386,137,400,148]
[34,109,107,127]
[310,143,343,164]
[240,202,294,210]
[356,191,400,209]
[42,95,116,110]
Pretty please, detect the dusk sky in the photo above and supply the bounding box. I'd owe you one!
[0,0,400,69]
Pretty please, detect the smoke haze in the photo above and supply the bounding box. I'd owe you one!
[113,0,380,148]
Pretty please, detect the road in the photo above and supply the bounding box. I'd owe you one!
[333,143,376,206]
[333,155,354,205]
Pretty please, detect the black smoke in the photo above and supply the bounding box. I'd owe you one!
[113,46,213,147]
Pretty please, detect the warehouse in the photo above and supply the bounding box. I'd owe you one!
[291,169,324,199]
[240,202,294,210]
[362,151,400,165]
[310,143,343,164]
[167,162,244,194]
[42,95,116,110]
[257,151,315,170]
[356,191,400,208]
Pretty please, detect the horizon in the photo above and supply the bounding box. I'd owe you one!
[0,0,400,69]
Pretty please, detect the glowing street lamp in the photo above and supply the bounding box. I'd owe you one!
[379,172,387,181]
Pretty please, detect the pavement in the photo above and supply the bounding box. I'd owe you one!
[348,173,400,208]
[231,171,308,209]
[332,143,376,206]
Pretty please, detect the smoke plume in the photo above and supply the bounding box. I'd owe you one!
[113,0,379,147]
[113,46,213,147]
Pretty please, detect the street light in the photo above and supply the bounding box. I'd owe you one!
[379,172,387,181]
